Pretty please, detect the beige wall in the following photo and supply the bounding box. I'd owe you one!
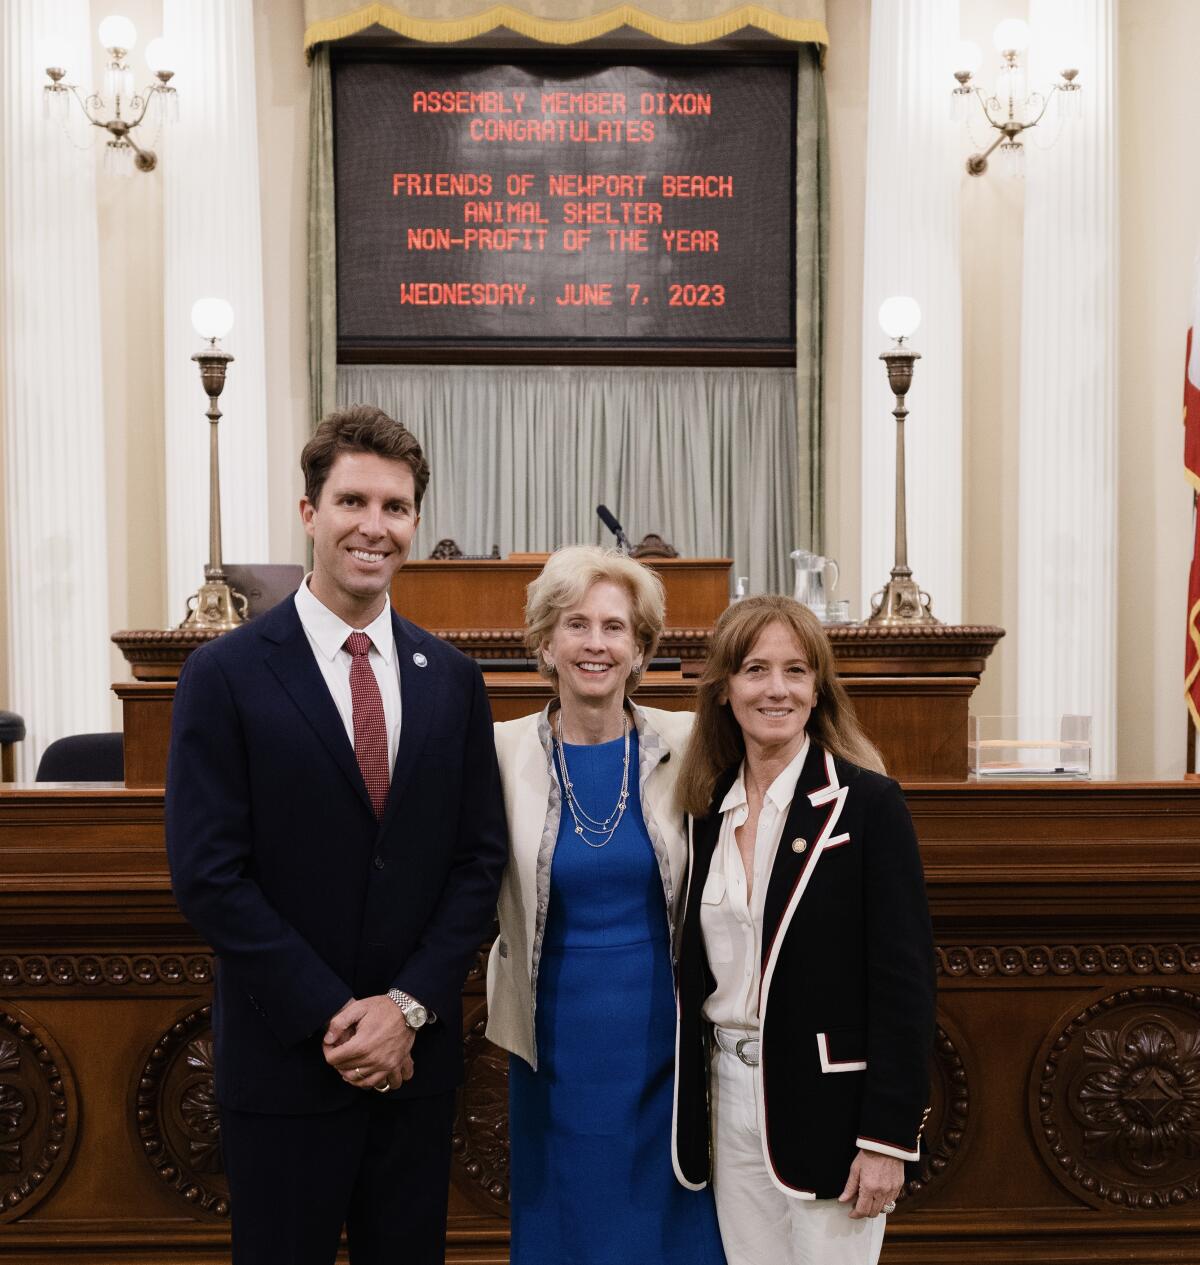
[1116,0,1199,777]
[823,0,870,610]
[960,0,1025,721]
[824,0,1200,776]
[97,0,165,724]
[6,0,1199,775]
[254,0,311,568]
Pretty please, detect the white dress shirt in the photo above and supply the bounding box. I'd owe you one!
[293,576,402,771]
[700,738,809,1032]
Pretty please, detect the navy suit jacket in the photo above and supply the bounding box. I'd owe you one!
[165,596,507,1114]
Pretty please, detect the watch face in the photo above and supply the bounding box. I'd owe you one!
[406,1004,428,1029]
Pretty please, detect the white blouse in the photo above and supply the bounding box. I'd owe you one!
[700,739,809,1032]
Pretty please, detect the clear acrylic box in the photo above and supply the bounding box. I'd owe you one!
[968,715,1092,778]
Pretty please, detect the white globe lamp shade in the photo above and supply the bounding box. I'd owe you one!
[98,14,137,52]
[954,40,982,75]
[878,296,922,341]
[145,37,173,75]
[191,298,235,341]
[992,18,1031,54]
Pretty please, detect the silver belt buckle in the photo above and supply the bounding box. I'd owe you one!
[734,1036,759,1066]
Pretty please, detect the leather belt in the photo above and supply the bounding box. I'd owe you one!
[714,1026,760,1067]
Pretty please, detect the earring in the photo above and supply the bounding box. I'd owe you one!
[543,655,556,674]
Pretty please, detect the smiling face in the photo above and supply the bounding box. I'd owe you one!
[542,579,643,714]
[300,450,420,626]
[721,620,817,763]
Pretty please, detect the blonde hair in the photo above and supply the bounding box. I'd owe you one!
[676,595,885,817]
[525,546,665,693]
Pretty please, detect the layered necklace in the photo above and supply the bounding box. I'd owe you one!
[554,710,632,849]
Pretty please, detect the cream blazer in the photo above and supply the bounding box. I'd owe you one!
[485,702,695,1069]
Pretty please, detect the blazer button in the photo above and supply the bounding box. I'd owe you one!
[791,838,807,854]
[373,855,385,870]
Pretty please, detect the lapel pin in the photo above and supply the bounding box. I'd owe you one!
[412,652,428,668]
[791,838,807,854]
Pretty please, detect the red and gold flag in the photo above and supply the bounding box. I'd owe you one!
[1185,306,1200,727]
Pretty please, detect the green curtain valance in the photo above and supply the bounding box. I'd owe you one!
[303,2,827,57]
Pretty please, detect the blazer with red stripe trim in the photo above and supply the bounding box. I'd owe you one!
[673,741,935,1199]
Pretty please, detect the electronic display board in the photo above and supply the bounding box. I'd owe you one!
[333,56,797,355]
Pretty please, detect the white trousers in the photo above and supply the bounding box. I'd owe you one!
[710,1045,886,1265]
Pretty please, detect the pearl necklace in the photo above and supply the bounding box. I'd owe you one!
[554,711,631,849]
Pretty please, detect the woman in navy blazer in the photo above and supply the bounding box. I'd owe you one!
[672,595,935,1265]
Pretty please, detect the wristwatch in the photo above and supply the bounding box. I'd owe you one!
[386,988,430,1030]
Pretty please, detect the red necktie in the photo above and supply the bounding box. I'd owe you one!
[345,632,390,818]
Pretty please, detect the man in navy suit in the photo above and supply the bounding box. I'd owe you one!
[166,405,507,1265]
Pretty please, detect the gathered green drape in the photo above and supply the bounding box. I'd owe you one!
[307,45,337,434]
[340,365,799,596]
[794,44,827,552]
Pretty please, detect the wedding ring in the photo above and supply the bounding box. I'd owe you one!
[882,1201,897,1214]
[374,1081,391,1094]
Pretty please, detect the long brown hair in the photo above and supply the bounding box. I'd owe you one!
[676,595,885,817]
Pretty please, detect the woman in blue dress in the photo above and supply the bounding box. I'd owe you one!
[486,545,725,1265]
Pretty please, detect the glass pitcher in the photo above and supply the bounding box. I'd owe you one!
[790,549,840,621]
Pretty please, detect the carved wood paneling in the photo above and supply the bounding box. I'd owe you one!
[1032,987,1200,1213]
[940,945,1200,979]
[0,1003,77,1223]
[895,1020,972,1211]
[136,1004,229,1219]
[1,954,214,988]
[3,781,1200,1261]
[452,1001,510,1218]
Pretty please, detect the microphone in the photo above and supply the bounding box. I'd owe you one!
[596,504,632,554]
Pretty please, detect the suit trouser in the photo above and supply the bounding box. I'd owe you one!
[220,1089,457,1265]
[710,1045,886,1265]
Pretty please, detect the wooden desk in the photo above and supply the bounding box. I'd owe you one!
[1,779,1198,1262]
[115,558,1002,785]
[393,556,731,672]
[484,670,692,722]
[117,629,1003,787]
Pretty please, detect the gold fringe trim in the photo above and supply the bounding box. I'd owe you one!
[304,4,829,57]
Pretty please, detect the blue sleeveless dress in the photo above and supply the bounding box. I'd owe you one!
[507,730,726,1265]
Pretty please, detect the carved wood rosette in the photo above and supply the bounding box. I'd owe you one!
[452,1001,510,1218]
[0,1002,77,1223]
[135,1004,229,1218]
[0,953,214,989]
[1032,986,1200,1212]
[940,944,1200,979]
[894,1018,973,1211]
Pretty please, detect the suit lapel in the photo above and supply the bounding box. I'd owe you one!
[761,742,846,965]
[378,612,435,829]
[260,600,374,815]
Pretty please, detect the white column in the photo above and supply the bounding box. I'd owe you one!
[1017,0,1117,773]
[162,0,269,622]
[1,0,111,778]
[860,0,963,623]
